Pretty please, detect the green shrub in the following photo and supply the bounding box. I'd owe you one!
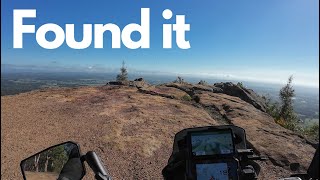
[198,80,208,85]
[181,94,192,101]
[303,123,319,141]
[173,76,185,84]
[266,96,281,120]
[193,95,200,103]
[237,82,244,88]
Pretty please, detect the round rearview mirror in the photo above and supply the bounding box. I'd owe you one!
[20,141,85,180]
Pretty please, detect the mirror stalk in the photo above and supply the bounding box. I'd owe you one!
[83,151,112,180]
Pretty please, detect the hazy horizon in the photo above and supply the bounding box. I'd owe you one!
[2,69,318,126]
[2,63,319,88]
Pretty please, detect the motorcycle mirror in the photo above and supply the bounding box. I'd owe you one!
[20,141,85,180]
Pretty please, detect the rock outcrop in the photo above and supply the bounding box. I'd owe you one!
[1,80,316,180]
[107,78,151,89]
[214,82,267,112]
[130,78,151,89]
[197,91,314,171]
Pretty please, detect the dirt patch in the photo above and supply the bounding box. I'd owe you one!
[24,171,59,180]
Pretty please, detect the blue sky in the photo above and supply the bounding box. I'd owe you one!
[1,0,319,87]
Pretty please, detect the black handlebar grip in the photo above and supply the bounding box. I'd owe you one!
[85,151,109,176]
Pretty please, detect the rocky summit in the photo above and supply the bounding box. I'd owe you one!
[1,79,316,179]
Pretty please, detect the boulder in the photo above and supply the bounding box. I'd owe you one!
[164,82,195,96]
[131,78,150,89]
[138,85,189,100]
[138,88,175,99]
[107,81,129,86]
[107,78,150,89]
[193,84,223,93]
[214,82,267,112]
[134,78,144,81]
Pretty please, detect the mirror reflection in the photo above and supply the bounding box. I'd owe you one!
[21,142,82,180]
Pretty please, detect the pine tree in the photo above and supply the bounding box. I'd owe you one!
[116,61,128,81]
[279,75,297,130]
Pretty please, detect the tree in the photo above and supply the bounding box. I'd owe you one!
[278,76,298,130]
[265,76,318,139]
[34,154,41,172]
[49,145,68,173]
[173,76,184,84]
[44,154,51,172]
[116,61,128,81]
[237,82,244,88]
[198,80,208,85]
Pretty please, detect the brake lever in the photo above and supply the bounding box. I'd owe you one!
[247,155,268,161]
[237,149,268,161]
[237,149,255,155]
